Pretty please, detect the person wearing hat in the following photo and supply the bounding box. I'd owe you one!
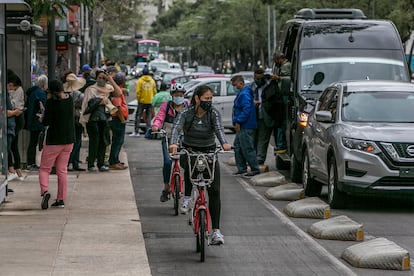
[39,79,75,209]
[62,72,87,171]
[80,64,95,93]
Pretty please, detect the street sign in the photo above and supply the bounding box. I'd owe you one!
[55,30,68,51]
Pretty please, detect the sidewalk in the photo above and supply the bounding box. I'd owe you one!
[0,149,151,275]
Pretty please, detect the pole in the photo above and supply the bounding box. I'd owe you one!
[267,4,271,68]
[273,7,277,53]
[47,21,56,81]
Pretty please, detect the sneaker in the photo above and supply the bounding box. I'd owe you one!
[160,190,170,202]
[41,192,50,210]
[7,172,18,181]
[180,196,192,214]
[210,229,224,245]
[129,132,140,137]
[99,166,109,172]
[88,167,97,172]
[24,165,39,173]
[242,171,260,178]
[274,148,287,155]
[109,163,128,170]
[51,200,65,208]
[232,171,246,176]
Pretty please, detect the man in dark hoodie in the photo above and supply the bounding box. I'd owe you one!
[24,75,48,172]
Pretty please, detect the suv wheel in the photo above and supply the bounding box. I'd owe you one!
[302,152,322,197]
[327,156,346,209]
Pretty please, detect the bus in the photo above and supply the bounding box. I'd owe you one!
[136,39,160,62]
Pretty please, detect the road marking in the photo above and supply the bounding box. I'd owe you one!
[222,165,357,276]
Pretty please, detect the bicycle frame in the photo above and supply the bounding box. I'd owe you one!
[182,148,221,244]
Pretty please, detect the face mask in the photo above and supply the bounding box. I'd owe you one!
[97,79,106,87]
[199,100,212,111]
[233,88,240,93]
[173,96,184,105]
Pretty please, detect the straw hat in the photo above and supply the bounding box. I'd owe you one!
[63,73,86,92]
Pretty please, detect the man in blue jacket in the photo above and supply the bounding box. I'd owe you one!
[231,75,260,177]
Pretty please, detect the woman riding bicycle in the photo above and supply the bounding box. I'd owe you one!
[151,83,188,202]
[170,85,232,245]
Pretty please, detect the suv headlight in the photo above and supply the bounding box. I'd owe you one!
[342,137,381,154]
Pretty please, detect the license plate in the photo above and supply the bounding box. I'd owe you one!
[399,168,414,178]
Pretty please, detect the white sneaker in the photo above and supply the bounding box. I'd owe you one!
[7,173,18,181]
[129,132,138,137]
[210,229,224,245]
[180,196,192,214]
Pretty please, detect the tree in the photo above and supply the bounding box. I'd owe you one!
[27,0,96,80]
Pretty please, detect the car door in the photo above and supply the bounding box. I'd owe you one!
[310,87,338,181]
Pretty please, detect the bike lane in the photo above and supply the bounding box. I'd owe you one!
[126,135,361,276]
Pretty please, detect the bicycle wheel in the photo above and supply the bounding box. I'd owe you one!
[199,209,206,262]
[174,174,180,216]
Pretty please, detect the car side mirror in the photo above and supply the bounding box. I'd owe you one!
[315,110,332,122]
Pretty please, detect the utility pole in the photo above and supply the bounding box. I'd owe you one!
[47,21,56,81]
[267,4,271,68]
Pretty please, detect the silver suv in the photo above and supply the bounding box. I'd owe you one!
[302,80,414,208]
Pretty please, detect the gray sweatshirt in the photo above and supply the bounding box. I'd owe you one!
[170,105,228,148]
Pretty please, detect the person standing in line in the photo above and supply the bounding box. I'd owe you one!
[6,89,24,192]
[24,74,48,172]
[130,67,157,137]
[80,69,122,172]
[108,72,129,170]
[231,75,260,178]
[39,80,75,209]
[7,71,25,180]
[62,72,86,171]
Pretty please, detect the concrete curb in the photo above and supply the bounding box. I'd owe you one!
[284,197,331,219]
[308,215,364,241]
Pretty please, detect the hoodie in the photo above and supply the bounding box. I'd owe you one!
[135,75,157,104]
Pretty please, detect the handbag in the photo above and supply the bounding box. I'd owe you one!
[38,128,47,151]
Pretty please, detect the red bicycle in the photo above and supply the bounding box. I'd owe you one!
[155,129,183,216]
[182,147,222,262]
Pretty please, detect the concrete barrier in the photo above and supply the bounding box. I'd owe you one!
[308,215,364,241]
[342,237,410,270]
[264,183,304,201]
[250,171,286,187]
[284,197,331,219]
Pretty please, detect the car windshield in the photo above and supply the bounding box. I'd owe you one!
[300,49,409,93]
[342,91,414,122]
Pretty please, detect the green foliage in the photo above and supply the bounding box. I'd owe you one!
[27,0,96,21]
[146,0,414,68]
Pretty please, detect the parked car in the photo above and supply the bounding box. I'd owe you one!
[171,73,228,85]
[301,80,414,208]
[272,8,411,181]
[184,77,239,131]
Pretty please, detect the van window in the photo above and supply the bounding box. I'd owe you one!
[299,49,409,93]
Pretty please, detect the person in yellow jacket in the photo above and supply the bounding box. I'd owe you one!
[130,66,157,137]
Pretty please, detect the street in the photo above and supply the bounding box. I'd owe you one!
[124,129,414,276]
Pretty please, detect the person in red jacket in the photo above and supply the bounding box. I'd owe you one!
[109,72,129,170]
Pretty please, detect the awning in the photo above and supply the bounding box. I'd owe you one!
[0,0,31,12]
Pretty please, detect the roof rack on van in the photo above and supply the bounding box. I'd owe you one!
[295,8,367,20]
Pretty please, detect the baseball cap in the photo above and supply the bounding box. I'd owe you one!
[82,64,92,72]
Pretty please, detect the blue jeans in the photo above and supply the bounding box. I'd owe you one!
[69,123,83,168]
[234,128,259,173]
[161,137,172,184]
[109,117,126,165]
